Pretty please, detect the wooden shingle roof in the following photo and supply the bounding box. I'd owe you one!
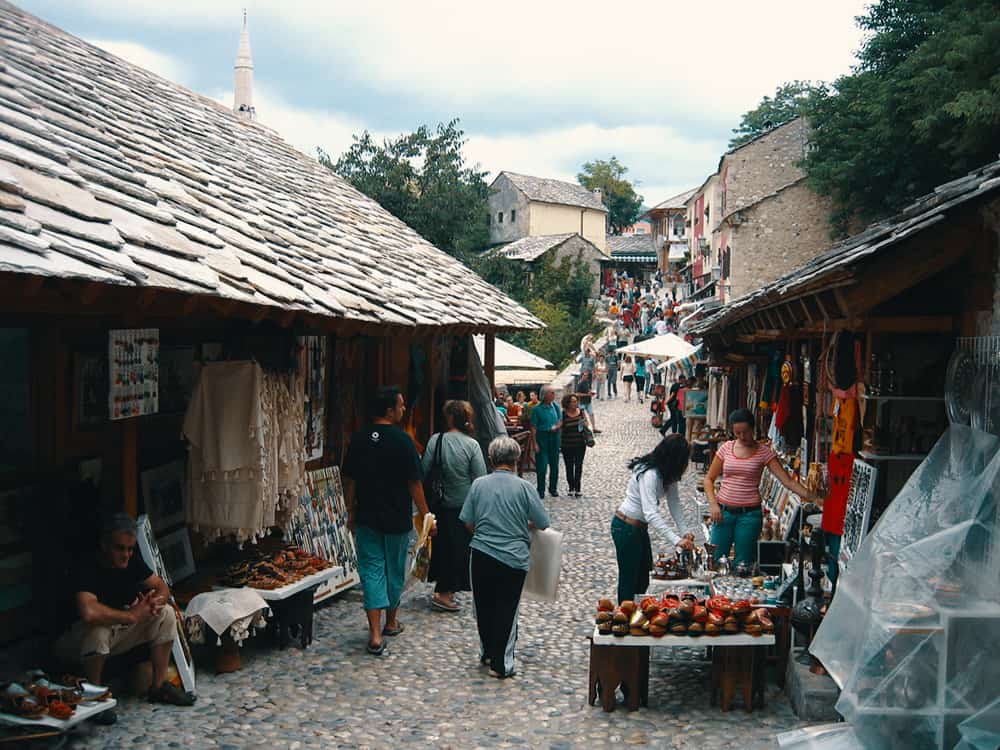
[499,172,607,212]
[0,2,542,332]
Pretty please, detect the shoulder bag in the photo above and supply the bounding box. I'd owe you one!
[579,412,596,448]
[424,432,446,512]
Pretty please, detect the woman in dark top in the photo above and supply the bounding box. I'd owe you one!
[560,394,589,497]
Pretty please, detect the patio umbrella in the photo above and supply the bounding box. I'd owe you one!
[617,333,696,361]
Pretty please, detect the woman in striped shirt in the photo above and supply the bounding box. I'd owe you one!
[704,408,821,565]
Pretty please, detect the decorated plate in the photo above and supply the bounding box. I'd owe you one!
[945,350,975,425]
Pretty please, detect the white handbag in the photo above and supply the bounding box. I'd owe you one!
[522,527,564,602]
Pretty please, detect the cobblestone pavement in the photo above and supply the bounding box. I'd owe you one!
[68,396,805,750]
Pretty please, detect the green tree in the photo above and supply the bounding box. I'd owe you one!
[577,157,643,235]
[319,119,490,256]
[802,0,1000,234]
[729,80,819,148]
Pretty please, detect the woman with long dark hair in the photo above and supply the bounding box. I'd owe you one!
[611,434,696,602]
[423,400,487,611]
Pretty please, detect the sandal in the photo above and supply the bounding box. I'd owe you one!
[148,682,196,707]
[382,622,405,637]
[431,596,460,612]
[1,684,46,719]
[366,641,386,656]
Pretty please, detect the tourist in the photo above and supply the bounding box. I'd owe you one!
[515,390,527,409]
[505,395,521,423]
[611,435,696,603]
[620,355,635,403]
[344,386,433,656]
[560,394,589,497]
[605,347,619,399]
[423,400,487,612]
[54,513,195,720]
[519,390,539,427]
[704,408,821,566]
[576,367,598,433]
[655,315,669,336]
[594,353,608,400]
[530,385,562,498]
[461,436,551,679]
[622,304,634,331]
[634,356,647,405]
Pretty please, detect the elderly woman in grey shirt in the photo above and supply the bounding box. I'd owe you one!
[461,436,550,679]
[423,400,488,612]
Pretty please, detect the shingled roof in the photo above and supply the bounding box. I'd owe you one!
[498,172,607,212]
[607,234,656,257]
[491,233,578,262]
[0,2,542,332]
[649,187,697,212]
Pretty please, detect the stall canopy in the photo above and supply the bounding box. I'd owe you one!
[617,333,697,361]
[473,336,552,370]
[657,344,702,374]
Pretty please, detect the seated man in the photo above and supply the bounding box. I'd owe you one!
[54,513,194,712]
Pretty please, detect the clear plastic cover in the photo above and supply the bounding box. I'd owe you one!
[810,425,1000,750]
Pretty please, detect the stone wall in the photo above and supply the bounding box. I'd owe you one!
[728,180,835,299]
[547,234,604,296]
[723,118,809,217]
[487,174,530,244]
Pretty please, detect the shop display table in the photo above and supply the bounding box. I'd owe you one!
[0,698,117,731]
[247,567,340,649]
[185,588,270,672]
[589,629,774,713]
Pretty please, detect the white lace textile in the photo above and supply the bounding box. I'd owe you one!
[183,588,270,646]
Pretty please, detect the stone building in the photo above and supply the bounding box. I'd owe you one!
[685,118,834,303]
[489,233,605,296]
[487,172,608,251]
[646,187,695,272]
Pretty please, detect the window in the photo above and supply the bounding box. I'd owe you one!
[497,211,503,224]
[510,209,516,222]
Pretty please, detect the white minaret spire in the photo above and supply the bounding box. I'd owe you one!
[234,9,255,120]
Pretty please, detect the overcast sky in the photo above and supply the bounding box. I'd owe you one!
[21,0,867,205]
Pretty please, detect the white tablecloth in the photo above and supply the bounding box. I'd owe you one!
[184,589,269,645]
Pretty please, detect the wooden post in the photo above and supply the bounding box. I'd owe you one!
[484,333,496,395]
[122,419,138,517]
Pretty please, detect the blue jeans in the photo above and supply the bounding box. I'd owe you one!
[356,525,410,611]
[535,432,560,496]
[710,507,763,566]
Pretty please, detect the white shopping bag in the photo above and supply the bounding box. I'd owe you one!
[523,527,563,602]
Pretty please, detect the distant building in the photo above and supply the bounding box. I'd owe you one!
[603,234,659,285]
[489,233,605,297]
[487,172,608,251]
[685,118,835,303]
[646,188,696,272]
[621,218,652,236]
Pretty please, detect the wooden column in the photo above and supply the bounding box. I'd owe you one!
[484,333,496,394]
[122,419,137,517]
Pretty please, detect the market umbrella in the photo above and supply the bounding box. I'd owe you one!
[657,344,702,373]
[617,333,696,361]
[473,335,553,370]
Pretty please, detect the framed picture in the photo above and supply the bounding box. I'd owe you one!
[136,515,196,695]
[301,336,327,462]
[159,347,196,415]
[684,389,708,418]
[157,527,196,584]
[141,460,186,533]
[73,351,108,428]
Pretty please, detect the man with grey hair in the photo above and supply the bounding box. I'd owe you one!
[461,436,550,678]
[54,513,194,717]
[530,385,562,498]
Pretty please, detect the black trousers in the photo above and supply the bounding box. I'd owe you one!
[561,445,586,492]
[470,548,526,676]
[428,507,471,593]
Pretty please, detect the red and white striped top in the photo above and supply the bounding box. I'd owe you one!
[716,440,777,507]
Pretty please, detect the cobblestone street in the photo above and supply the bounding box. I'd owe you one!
[72,396,805,750]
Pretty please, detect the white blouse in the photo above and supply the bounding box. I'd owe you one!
[616,468,686,546]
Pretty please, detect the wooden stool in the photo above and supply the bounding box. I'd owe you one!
[711,645,765,712]
[587,639,649,712]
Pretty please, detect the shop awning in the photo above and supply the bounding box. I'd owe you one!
[617,333,697,361]
[474,335,553,370]
[657,344,702,374]
[688,281,717,301]
[668,243,688,262]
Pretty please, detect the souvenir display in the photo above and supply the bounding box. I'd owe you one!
[220,546,333,590]
[839,459,878,564]
[285,466,358,577]
[594,594,774,638]
[301,335,326,462]
[0,671,111,720]
[108,328,159,419]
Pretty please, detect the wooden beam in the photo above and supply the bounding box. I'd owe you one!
[800,298,813,323]
[137,288,158,309]
[122,419,137,517]
[80,283,103,305]
[23,276,45,296]
[736,315,958,342]
[182,296,199,316]
[814,295,830,320]
[832,288,850,318]
[278,309,296,328]
[484,333,496,394]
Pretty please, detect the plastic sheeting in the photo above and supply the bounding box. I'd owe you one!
[810,425,1000,750]
[468,339,507,450]
[955,696,1000,750]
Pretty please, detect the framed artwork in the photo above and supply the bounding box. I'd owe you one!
[684,389,708,418]
[136,515,196,695]
[108,328,159,420]
[157,527,196,584]
[840,459,878,564]
[73,351,108,428]
[159,347,196,415]
[301,336,327,462]
[141,460,186,533]
[286,466,359,580]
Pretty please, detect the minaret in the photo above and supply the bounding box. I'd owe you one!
[234,9,254,120]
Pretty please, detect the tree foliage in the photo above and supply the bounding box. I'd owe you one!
[319,119,490,256]
[471,251,599,368]
[802,0,1000,234]
[577,157,643,235]
[729,80,819,148]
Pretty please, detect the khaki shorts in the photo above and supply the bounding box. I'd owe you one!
[54,606,176,663]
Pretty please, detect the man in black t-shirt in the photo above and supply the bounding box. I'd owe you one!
[53,513,194,710]
[343,386,434,656]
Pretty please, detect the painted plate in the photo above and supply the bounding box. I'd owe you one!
[945,350,975,425]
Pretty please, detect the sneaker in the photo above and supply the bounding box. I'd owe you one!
[549,491,559,498]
